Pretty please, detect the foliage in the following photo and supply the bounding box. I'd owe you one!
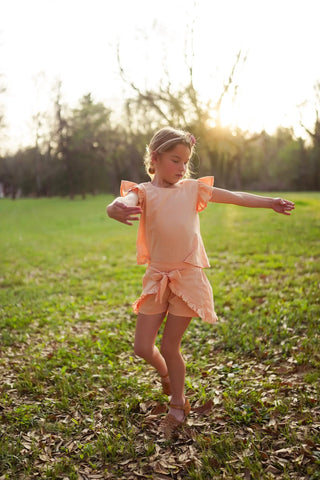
[0,193,319,479]
[0,74,6,134]
[0,72,320,196]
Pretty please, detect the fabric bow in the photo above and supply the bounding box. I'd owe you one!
[152,269,182,303]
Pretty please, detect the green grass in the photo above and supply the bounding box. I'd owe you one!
[0,192,319,479]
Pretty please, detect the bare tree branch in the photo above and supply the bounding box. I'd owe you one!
[116,45,171,124]
[215,50,246,124]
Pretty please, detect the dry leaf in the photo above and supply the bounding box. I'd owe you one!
[151,403,167,415]
[192,399,214,414]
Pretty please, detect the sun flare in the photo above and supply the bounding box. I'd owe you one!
[207,89,298,135]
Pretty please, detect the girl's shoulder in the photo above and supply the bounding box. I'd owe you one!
[196,176,214,187]
[121,178,214,194]
[120,180,149,194]
[179,178,215,212]
[120,181,148,206]
[181,177,214,188]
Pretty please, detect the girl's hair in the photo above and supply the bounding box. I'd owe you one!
[144,126,196,178]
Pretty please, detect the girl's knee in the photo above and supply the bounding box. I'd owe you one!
[134,342,152,360]
[160,342,178,360]
[133,342,145,358]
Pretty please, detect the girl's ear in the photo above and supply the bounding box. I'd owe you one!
[148,151,158,175]
[151,151,158,169]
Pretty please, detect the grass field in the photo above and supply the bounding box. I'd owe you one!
[0,192,319,480]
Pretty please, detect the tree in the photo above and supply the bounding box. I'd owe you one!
[67,93,113,197]
[50,90,125,197]
[0,73,7,152]
[117,40,253,187]
[299,81,320,189]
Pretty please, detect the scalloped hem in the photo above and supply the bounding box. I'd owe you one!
[170,286,218,324]
[133,290,218,324]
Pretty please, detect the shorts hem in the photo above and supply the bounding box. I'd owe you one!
[133,290,217,324]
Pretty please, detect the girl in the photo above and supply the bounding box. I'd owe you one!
[106,126,295,439]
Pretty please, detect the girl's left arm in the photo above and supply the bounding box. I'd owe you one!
[210,188,295,215]
[106,192,142,225]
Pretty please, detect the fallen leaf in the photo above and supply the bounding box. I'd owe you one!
[192,399,214,414]
[151,403,167,415]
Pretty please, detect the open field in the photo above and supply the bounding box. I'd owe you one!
[0,192,319,480]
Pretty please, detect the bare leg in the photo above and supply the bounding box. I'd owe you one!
[160,313,191,421]
[134,311,168,377]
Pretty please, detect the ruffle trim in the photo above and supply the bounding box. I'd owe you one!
[133,288,218,324]
[198,176,214,187]
[120,180,138,197]
[120,180,145,208]
[197,176,214,212]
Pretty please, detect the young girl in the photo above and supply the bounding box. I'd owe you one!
[106,126,295,439]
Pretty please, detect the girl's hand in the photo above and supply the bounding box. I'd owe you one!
[272,198,295,215]
[107,200,142,225]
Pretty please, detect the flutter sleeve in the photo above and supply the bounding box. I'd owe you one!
[120,180,145,208]
[196,176,214,212]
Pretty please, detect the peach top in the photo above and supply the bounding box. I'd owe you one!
[120,177,214,267]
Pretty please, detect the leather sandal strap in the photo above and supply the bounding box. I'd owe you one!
[170,398,191,415]
[169,403,185,410]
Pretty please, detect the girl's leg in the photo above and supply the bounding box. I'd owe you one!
[160,313,191,421]
[134,311,168,377]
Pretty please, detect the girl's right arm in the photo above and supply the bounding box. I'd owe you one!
[106,192,142,226]
[210,188,295,215]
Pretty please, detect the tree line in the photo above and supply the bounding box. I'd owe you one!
[0,71,319,199]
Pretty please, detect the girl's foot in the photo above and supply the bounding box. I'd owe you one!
[159,398,191,439]
[160,373,171,396]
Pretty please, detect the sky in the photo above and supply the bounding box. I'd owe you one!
[1,0,320,152]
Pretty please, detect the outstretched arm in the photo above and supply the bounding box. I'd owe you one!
[210,188,295,215]
[106,192,142,225]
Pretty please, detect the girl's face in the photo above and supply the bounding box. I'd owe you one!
[152,144,190,186]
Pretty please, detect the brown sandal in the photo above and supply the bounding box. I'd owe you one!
[160,398,191,439]
[160,373,171,396]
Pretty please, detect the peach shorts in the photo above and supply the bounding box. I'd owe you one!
[134,261,209,319]
[138,289,197,317]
